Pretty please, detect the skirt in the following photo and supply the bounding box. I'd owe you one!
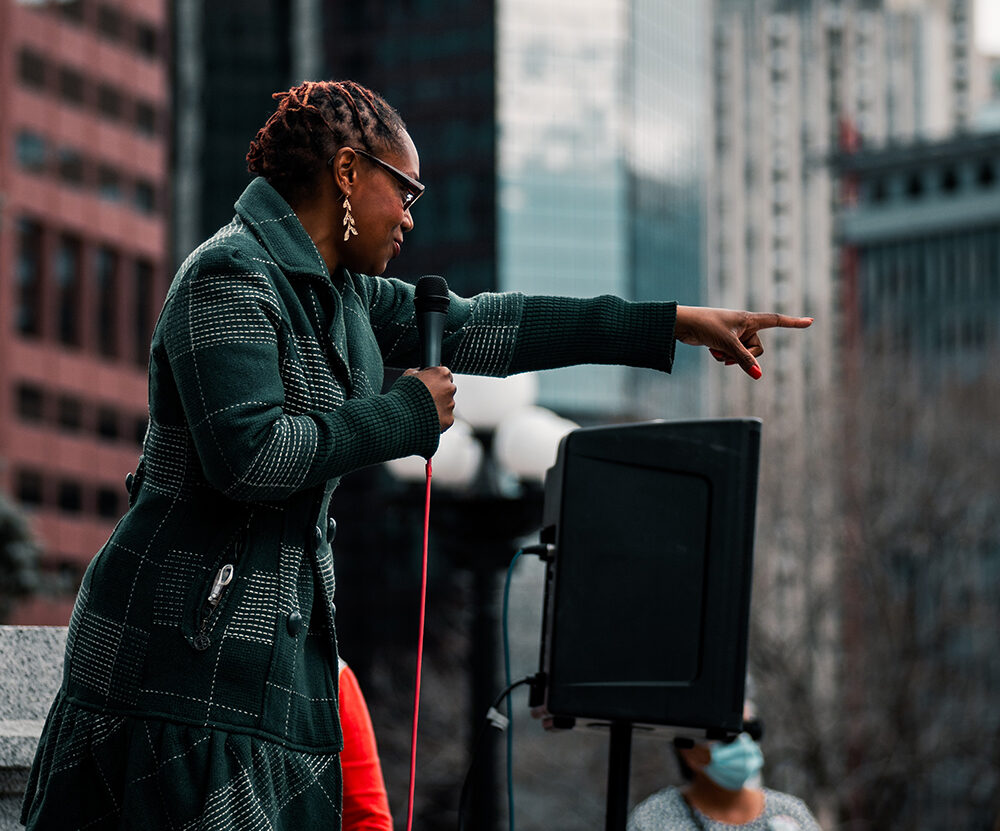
[21,692,343,830]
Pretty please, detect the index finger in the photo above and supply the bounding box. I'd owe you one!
[751,313,814,330]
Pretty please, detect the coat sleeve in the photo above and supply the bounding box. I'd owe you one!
[157,256,440,501]
[361,276,677,376]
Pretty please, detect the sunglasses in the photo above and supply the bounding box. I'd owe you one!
[330,147,425,211]
[673,718,765,749]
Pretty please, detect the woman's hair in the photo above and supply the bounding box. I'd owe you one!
[246,80,407,205]
[673,739,696,782]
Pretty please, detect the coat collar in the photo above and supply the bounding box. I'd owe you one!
[235,177,331,280]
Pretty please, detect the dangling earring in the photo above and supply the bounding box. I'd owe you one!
[342,194,358,242]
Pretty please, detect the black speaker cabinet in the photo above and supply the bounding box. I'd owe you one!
[536,419,761,735]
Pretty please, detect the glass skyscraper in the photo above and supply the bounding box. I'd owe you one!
[498,0,707,417]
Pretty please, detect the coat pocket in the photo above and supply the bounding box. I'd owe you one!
[184,514,252,651]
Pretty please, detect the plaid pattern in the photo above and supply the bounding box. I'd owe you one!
[21,694,342,830]
[23,177,678,828]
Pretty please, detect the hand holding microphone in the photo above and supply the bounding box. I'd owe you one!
[406,276,456,432]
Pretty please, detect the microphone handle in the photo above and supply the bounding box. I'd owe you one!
[420,312,447,369]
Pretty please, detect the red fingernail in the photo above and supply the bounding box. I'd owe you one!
[749,365,762,380]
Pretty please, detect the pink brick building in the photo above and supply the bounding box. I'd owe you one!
[0,0,170,623]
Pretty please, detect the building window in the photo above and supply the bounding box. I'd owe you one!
[57,480,83,513]
[57,395,83,432]
[57,147,86,187]
[97,83,123,121]
[97,165,122,202]
[97,4,123,40]
[56,235,83,346]
[96,406,119,440]
[16,470,44,507]
[95,246,119,357]
[134,180,156,214]
[58,0,85,25]
[16,218,44,337]
[977,160,995,188]
[135,101,158,136]
[16,384,46,422]
[97,487,121,519]
[135,22,160,58]
[18,49,47,89]
[134,259,154,364]
[59,67,86,107]
[940,167,959,193]
[15,131,47,173]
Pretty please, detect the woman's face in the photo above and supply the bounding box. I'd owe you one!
[338,132,421,276]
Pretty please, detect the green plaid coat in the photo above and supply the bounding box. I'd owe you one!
[22,177,677,830]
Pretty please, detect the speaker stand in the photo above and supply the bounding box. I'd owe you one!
[605,721,633,831]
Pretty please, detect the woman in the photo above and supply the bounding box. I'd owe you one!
[21,80,811,830]
[628,719,823,830]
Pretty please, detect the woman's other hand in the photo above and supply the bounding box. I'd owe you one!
[674,306,813,379]
[405,367,456,431]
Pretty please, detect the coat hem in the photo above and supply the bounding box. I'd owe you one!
[61,691,345,755]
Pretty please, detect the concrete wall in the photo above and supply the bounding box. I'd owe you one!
[0,627,66,831]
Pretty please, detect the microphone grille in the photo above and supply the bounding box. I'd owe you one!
[414,275,450,313]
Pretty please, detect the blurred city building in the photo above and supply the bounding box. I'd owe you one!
[708,0,988,421]
[836,130,1000,374]
[172,0,323,267]
[833,126,1000,830]
[0,0,171,624]
[706,1,991,824]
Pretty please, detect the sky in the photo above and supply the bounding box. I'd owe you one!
[978,0,1000,55]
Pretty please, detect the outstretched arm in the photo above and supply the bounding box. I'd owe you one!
[674,306,813,379]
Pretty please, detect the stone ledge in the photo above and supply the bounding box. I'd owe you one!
[0,626,67,830]
[0,723,47,770]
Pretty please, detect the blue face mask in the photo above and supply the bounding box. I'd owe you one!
[703,733,764,791]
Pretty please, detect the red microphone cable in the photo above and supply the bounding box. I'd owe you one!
[405,457,433,831]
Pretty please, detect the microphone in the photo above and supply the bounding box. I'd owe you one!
[414,275,450,369]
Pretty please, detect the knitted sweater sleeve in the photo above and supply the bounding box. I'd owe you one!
[509,295,677,375]
[362,276,677,377]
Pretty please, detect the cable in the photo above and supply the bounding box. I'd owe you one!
[502,548,524,831]
[458,544,549,830]
[405,458,433,831]
[457,675,535,831]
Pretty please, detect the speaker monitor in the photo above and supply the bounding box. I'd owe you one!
[536,419,761,735]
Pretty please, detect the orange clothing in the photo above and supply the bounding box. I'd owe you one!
[339,662,393,831]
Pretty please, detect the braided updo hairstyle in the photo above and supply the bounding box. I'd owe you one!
[246,80,408,206]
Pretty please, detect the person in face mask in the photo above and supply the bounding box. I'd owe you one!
[627,715,822,831]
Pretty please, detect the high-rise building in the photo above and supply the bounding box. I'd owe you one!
[0,0,171,624]
[172,0,323,266]
[497,0,708,417]
[833,128,1000,830]
[708,0,985,422]
[705,2,988,822]
[836,131,1000,372]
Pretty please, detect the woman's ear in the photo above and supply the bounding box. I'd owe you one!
[679,743,712,771]
[329,147,357,197]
